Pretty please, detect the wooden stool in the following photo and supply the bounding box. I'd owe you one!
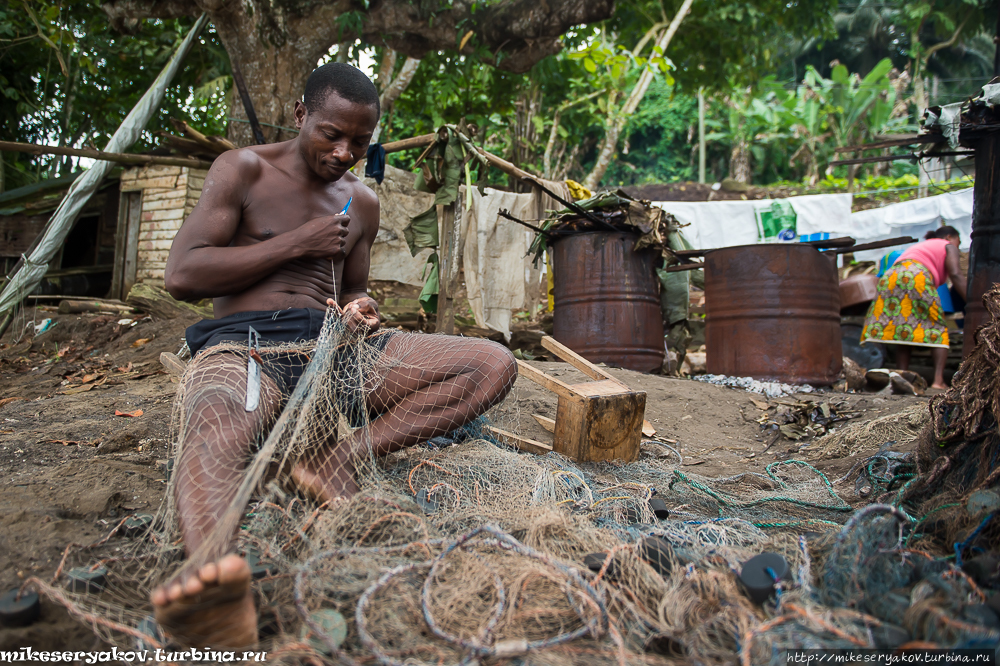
[490,336,646,463]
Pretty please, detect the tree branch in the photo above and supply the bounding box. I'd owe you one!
[925,14,970,59]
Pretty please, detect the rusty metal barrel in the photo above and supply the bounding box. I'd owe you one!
[552,231,664,372]
[704,244,842,385]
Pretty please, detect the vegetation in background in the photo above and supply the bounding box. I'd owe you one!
[1,0,994,192]
[1,0,230,190]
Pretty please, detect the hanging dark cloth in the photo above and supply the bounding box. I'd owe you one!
[365,143,386,184]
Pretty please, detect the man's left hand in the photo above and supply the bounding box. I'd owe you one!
[328,296,380,333]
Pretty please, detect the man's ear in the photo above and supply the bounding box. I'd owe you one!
[293,100,307,129]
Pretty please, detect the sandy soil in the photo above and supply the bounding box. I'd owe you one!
[0,306,925,650]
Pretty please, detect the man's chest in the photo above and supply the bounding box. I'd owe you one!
[240,184,360,244]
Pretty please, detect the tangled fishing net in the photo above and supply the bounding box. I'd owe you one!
[801,404,928,461]
[900,284,1000,552]
[18,303,1000,663]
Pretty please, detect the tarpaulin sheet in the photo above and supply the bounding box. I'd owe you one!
[652,193,854,250]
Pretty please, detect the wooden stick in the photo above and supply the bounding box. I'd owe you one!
[533,414,556,433]
[540,336,620,383]
[823,236,917,255]
[0,140,214,169]
[381,133,437,154]
[662,262,705,273]
[833,134,944,154]
[487,426,552,455]
[516,360,579,400]
[169,118,236,153]
[673,236,856,258]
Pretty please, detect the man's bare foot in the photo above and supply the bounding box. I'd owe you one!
[291,458,359,504]
[930,383,948,390]
[152,554,257,649]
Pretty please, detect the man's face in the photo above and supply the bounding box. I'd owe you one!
[293,91,379,182]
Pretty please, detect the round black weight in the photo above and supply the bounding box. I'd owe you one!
[66,566,107,594]
[739,553,789,605]
[0,588,40,627]
[649,498,670,520]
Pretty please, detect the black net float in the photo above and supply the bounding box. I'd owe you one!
[135,615,164,651]
[300,609,347,654]
[649,497,670,520]
[122,514,154,538]
[739,552,789,605]
[583,552,620,580]
[0,588,40,627]
[414,488,438,514]
[66,566,108,594]
[871,623,910,649]
[638,536,673,576]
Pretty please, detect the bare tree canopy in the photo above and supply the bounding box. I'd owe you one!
[101,0,615,145]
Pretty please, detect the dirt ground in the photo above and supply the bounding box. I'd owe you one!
[0,305,925,650]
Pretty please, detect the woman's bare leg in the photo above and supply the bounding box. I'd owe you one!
[931,347,948,389]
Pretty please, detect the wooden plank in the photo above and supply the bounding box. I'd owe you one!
[554,391,644,463]
[436,203,457,335]
[487,426,552,455]
[516,360,580,401]
[572,379,632,397]
[540,336,619,383]
[533,414,556,433]
[642,420,656,437]
[122,191,141,297]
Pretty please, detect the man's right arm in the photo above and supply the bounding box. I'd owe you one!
[165,151,345,301]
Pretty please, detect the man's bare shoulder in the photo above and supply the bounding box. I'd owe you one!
[342,172,380,222]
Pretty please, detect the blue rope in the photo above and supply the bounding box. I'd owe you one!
[954,511,995,567]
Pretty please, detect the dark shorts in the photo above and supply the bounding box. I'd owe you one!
[185,308,395,426]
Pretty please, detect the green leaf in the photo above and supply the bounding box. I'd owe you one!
[583,57,597,73]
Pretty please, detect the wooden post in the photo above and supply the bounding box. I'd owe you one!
[964,130,1000,357]
[435,195,464,335]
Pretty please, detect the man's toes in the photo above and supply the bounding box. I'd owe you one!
[198,561,219,585]
[182,575,206,598]
[151,586,168,607]
[217,554,251,585]
[167,581,185,603]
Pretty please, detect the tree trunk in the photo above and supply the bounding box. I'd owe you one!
[728,138,751,183]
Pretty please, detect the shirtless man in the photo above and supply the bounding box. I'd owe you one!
[154,63,517,648]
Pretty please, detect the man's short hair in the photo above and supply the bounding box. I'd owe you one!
[303,62,380,116]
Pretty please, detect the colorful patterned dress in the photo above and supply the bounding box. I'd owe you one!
[860,259,949,348]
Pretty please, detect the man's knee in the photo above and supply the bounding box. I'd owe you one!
[474,341,517,403]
